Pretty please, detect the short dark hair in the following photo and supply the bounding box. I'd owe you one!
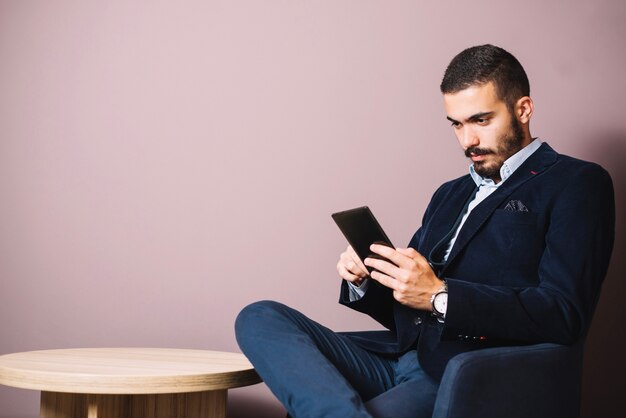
[440,44,530,109]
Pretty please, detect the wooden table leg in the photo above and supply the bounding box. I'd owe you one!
[40,392,85,418]
[41,390,227,418]
[130,390,227,418]
[40,392,128,418]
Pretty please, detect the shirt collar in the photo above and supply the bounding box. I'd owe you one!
[469,138,543,187]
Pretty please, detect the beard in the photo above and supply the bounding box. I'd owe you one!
[465,117,526,181]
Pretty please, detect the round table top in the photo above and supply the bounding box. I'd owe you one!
[0,348,261,394]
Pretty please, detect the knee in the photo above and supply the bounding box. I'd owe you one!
[235,300,287,344]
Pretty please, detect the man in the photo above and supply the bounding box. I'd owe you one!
[235,45,615,418]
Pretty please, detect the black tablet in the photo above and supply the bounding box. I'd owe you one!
[331,206,395,273]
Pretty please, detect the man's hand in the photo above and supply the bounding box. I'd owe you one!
[337,245,369,286]
[364,244,444,310]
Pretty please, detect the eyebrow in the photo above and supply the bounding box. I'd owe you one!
[446,111,494,124]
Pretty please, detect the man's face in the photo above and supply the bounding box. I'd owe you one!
[443,82,530,182]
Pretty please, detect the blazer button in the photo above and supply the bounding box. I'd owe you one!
[414,317,423,325]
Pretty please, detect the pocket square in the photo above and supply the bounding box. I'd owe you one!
[504,200,528,212]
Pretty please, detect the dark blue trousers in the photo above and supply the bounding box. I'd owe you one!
[235,301,439,418]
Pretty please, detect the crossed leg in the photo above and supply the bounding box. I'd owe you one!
[235,301,438,418]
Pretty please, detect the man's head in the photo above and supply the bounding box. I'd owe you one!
[441,45,534,182]
[440,44,529,112]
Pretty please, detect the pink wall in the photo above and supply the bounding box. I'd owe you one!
[1,1,624,416]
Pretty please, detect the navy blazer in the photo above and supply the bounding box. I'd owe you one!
[340,143,615,381]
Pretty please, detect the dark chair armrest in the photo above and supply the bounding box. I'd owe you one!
[431,342,583,418]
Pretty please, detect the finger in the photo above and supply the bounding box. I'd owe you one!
[346,246,367,270]
[364,257,401,279]
[350,255,368,276]
[341,253,367,278]
[369,244,413,268]
[368,269,400,291]
[396,247,420,258]
[373,245,431,270]
[396,248,432,270]
[343,245,368,275]
[337,262,365,284]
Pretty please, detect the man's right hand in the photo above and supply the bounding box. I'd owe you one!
[336,245,369,286]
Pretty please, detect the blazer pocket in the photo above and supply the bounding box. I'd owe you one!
[489,210,543,283]
[492,208,539,226]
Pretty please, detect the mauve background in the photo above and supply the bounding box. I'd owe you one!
[0,1,624,417]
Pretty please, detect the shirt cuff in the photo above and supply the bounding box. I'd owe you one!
[347,279,370,301]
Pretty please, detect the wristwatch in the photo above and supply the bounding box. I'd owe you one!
[430,281,448,323]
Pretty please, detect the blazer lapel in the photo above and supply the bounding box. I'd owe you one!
[441,143,559,273]
[420,178,477,256]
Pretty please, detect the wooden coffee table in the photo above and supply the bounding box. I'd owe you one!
[0,348,262,418]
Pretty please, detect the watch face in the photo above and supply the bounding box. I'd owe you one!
[434,292,448,315]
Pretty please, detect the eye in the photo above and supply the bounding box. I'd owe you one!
[450,121,461,129]
[476,118,489,125]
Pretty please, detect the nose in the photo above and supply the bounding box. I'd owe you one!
[459,125,479,149]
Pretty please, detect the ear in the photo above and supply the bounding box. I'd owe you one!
[515,96,534,124]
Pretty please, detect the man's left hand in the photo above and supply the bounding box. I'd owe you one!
[364,244,444,311]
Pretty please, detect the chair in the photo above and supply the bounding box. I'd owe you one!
[432,342,584,418]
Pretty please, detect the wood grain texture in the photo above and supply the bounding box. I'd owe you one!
[0,348,261,394]
[40,390,227,418]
